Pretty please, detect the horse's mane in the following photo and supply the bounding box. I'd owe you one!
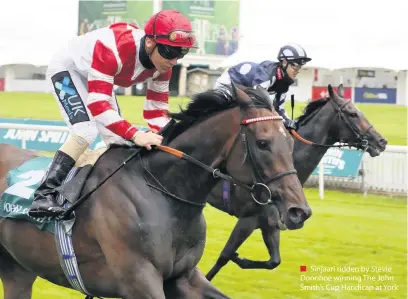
[167,85,272,141]
[296,98,328,124]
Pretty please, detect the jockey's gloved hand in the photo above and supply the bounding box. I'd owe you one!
[285,119,298,131]
[132,131,163,150]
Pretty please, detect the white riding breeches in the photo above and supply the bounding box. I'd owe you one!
[46,49,128,146]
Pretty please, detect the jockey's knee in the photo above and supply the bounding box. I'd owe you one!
[60,134,90,161]
[72,122,99,145]
[60,122,98,160]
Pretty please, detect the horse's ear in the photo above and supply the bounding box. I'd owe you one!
[255,85,270,102]
[232,82,251,104]
[328,84,334,98]
[337,84,344,98]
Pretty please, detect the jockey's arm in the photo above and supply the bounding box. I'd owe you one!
[276,93,297,130]
[86,41,137,140]
[276,93,291,122]
[143,69,172,132]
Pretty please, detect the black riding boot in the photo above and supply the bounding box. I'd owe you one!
[28,150,76,218]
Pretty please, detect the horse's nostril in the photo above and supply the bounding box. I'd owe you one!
[288,207,305,223]
[379,138,388,147]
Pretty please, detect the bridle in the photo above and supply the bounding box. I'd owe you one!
[291,97,372,151]
[227,113,298,205]
[143,112,297,208]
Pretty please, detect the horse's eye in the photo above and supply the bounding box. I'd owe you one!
[349,112,358,117]
[256,140,270,150]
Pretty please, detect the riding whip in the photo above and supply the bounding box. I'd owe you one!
[291,94,295,119]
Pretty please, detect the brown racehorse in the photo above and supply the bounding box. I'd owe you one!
[205,84,388,280]
[0,84,311,299]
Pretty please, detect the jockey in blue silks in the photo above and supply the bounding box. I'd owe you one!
[215,43,312,131]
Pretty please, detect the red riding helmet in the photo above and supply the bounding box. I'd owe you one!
[144,10,197,48]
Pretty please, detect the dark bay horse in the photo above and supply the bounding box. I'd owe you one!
[0,84,310,299]
[205,84,388,280]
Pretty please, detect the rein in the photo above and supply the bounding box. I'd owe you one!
[60,112,298,218]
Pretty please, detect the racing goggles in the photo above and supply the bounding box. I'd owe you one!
[289,62,303,71]
[153,30,196,46]
[157,44,189,60]
[288,58,310,70]
[287,57,311,71]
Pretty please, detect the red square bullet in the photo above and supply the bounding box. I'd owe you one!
[300,265,307,272]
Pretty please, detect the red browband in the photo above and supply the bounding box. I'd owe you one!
[241,115,283,125]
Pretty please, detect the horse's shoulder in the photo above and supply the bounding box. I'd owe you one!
[93,145,135,166]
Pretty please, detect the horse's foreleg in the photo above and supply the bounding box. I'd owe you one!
[205,216,258,281]
[165,267,230,299]
[230,220,281,270]
[0,246,37,299]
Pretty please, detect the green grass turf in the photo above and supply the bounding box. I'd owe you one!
[0,92,406,298]
[0,92,407,145]
[0,189,406,299]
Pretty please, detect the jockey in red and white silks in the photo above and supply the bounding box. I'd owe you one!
[29,10,197,218]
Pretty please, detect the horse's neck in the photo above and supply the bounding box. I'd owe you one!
[148,109,239,208]
[294,103,337,184]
